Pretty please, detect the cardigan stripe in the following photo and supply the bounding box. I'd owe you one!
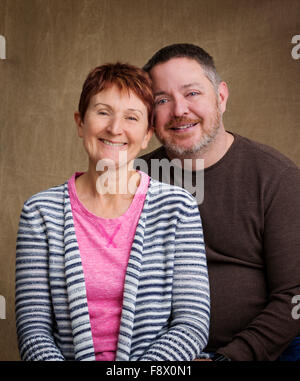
[16,178,210,361]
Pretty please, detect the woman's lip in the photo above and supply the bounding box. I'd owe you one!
[98,138,128,147]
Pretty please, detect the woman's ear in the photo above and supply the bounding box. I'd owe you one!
[141,126,154,150]
[74,112,84,137]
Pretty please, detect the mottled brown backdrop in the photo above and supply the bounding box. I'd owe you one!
[0,0,299,360]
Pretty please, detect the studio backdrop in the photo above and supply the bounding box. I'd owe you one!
[0,0,299,360]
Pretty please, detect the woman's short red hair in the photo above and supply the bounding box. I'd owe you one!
[78,62,154,127]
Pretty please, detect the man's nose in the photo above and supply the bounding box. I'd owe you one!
[173,96,189,117]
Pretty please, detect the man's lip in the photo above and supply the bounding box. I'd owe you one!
[169,122,199,130]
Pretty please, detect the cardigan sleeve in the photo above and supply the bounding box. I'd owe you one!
[15,201,65,361]
[138,197,210,361]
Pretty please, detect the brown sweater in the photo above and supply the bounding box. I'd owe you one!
[139,132,300,361]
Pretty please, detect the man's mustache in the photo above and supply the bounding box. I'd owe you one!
[164,116,203,129]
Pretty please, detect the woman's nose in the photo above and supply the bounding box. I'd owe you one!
[106,117,123,135]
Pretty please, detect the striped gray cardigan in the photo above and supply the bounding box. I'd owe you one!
[15,177,210,361]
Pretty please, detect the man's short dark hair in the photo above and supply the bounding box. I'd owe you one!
[143,43,221,90]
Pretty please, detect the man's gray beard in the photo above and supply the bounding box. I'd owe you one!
[156,108,222,157]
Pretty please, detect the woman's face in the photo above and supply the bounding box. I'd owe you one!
[75,84,153,169]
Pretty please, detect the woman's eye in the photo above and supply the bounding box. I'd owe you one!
[97,111,109,116]
[127,116,138,121]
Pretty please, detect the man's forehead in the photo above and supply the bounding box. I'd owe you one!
[150,60,209,94]
[150,57,206,78]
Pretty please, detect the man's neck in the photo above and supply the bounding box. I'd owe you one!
[166,127,234,170]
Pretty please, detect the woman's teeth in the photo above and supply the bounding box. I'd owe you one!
[100,139,126,146]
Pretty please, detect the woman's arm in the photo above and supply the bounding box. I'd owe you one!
[15,201,65,361]
[138,197,210,361]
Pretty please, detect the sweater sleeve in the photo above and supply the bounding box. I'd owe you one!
[217,166,300,361]
[15,201,65,361]
[138,197,210,361]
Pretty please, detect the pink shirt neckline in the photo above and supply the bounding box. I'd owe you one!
[69,171,149,222]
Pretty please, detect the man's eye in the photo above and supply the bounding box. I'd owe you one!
[187,91,199,97]
[97,111,109,115]
[156,98,168,105]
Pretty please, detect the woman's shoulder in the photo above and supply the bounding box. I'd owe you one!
[23,182,67,210]
[147,177,197,206]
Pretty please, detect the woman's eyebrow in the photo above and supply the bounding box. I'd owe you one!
[93,102,111,108]
[93,103,143,116]
[127,108,144,116]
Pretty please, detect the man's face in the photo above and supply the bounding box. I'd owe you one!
[150,57,227,157]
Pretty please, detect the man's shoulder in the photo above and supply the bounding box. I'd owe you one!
[148,176,195,199]
[234,133,299,172]
[139,146,167,163]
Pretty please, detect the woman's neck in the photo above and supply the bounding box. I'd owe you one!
[75,162,141,218]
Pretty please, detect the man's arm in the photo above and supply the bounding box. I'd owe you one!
[216,166,300,361]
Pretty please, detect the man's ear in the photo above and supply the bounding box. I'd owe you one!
[218,81,229,114]
[74,112,84,137]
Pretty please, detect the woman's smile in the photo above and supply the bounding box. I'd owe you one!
[98,138,128,148]
[76,85,152,167]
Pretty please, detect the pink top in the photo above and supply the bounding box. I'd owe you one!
[68,171,149,361]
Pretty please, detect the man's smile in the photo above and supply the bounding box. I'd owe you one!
[169,121,199,131]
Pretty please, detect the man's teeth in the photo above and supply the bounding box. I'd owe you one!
[172,123,196,130]
[100,139,126,146]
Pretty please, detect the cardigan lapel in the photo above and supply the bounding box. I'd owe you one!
[115,180,151,361]
[63,182,95,361]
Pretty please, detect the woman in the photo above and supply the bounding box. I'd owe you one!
[15,63,210,361]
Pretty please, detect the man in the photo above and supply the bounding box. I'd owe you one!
[139,43,300,361]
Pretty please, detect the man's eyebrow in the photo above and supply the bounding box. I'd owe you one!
[154,83,205,97]
[181,82,204,90]
[154,91,167,97]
